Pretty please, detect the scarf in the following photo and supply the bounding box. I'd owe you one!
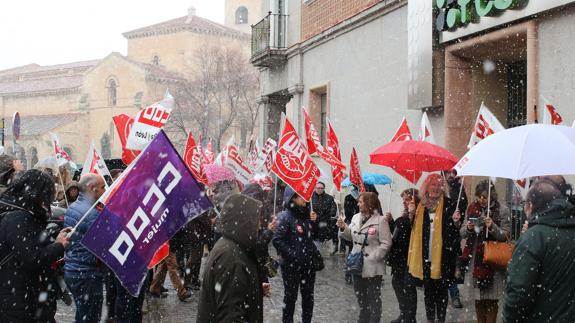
[408,196,444,280]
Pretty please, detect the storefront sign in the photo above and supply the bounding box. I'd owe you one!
[436,0,521,32]
[437,0,575,43]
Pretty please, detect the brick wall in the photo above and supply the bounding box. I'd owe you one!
[301,0,383,40]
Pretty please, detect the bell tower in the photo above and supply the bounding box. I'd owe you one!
[224,0,262,34]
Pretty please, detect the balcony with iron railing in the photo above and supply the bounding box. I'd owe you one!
[250,12,288,68]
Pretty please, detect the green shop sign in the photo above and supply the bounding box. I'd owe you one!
[435,0,525,32]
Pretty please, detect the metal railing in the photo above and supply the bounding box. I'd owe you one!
[251,12,288,56]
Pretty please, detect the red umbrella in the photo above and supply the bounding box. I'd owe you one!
[370,141,459,184]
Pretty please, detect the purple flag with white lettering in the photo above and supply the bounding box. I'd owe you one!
[81,131,213,296]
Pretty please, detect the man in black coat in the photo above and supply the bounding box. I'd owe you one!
[311,182,337,253]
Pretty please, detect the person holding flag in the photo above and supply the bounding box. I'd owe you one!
[273,186,319,323]
[63,174,107,323]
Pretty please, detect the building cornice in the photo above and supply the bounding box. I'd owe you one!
[123,26,250,42]
[0,87,81,98]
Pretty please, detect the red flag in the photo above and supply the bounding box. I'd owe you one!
[326,121,344,191]
[183,132,208,185]
[147,242,170,269]
[272,118,320,201]
[302,108,345,169]
[544,103,564,125]
[391,117,413,142]
[203,142,215,164]
[112,114,141,165]
[349,148,365,192]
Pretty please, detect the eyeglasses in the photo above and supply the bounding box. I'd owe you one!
[316,187,325,190]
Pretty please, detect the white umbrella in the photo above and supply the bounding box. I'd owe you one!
[454,124,575,180]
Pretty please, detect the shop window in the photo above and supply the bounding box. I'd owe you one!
[235,6,248,24]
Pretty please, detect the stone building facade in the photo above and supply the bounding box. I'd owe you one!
[0,6,252,168]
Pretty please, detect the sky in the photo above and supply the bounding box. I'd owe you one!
[0,0,224,70]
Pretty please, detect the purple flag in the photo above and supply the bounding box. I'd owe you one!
[81,131,212,296]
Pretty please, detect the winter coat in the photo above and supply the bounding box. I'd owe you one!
[197,194,263,323]
[410,196,460,283]
[344,194,359,224]
[63,193,101,274]
[460,200,510,300]
[340,213,392,278]
[0,204,65,322]
[503,199,575,323]
[273,187,317,271]
[311,192,337,241]
[387,213,413,271]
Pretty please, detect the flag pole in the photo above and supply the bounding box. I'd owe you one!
[486,178,493,239]
[455,176,465,212]
[387,173,395,213]
[273,176,278,216]
[57,168,69,208]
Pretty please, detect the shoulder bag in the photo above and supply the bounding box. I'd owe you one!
[345,229,368,276]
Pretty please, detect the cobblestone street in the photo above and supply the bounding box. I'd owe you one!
[55,243,490,322]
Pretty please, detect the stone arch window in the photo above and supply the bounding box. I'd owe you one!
[152,55,160,65]
[29,147,39,168]
[107,77,118,106]
[235,6,248,24]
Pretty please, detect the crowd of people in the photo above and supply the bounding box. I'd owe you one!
[0,151,574,323]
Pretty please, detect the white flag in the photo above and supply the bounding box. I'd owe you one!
[81,142,112,179]
[50,133,72,166]
[126,91,174,150]
[215,136,235,166]
[255,138,277,174]
[541,96,564,125]
[419,112,435,144]
[467,103,505,148]
[224,144,252,184]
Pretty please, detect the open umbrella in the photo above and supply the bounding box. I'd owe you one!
[454,124,575,180]
[370,140,459,183]
[203,164,237,186]
[341,173,392,187]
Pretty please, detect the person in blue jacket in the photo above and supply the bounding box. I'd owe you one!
[273,187,318,323]
[63,173,106,323]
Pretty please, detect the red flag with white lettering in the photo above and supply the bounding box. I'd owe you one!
[203,142,215,164]
[302,108,345,169]
[272,118,320,201]
[183,131,208,186]
[391,117,413,142]
[350,148,365,192]
[112,114,141,166]
[326,121,344,191]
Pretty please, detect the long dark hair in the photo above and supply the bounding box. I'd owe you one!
[0,169,56,219]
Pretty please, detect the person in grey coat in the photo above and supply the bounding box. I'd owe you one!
[460,181,510,323]
[337,192,392,323]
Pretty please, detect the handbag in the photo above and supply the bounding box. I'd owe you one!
[345,230,368,276]
[483,241,514,270]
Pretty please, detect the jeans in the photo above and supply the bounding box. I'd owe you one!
[281,266,316,323]
[391,267,417,322]
[423,279,448,321]
[448,282,460,299]
[184,244,203,286]
[353,275,383,323]
[64,271,103,323]
[104,267,117,320]
[114,271,151,323]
